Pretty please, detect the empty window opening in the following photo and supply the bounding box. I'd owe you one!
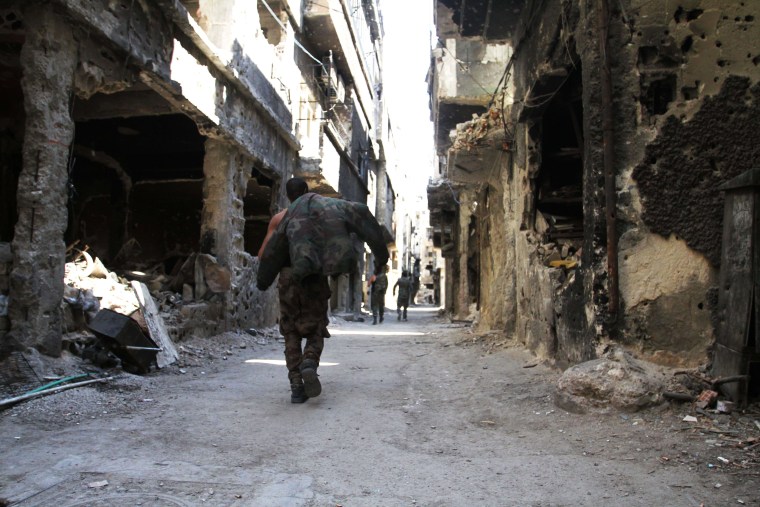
[533,70,584,247]
[69,95,206,282]
[245,169,274,256]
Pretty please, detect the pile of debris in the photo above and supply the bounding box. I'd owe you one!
[451,107,507,152]
[62,246,183,374]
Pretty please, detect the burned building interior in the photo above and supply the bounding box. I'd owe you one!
[530,70,584,248]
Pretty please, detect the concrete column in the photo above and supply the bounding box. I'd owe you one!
[200,138,247,266]
[200,138,248,331]
[8,6,76,355]
[455,190,473,319]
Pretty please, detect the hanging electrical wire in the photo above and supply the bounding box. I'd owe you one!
[260,0,324,68]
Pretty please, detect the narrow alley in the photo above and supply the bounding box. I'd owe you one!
[1,309,757,506]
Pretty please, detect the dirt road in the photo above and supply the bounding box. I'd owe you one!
[1,307,758,506]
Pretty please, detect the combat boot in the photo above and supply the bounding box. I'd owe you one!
[290,383,308,403]
[300,359,321,398]
[372,315,377,325]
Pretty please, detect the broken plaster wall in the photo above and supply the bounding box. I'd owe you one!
[199,139,278,335]
[505,0,760,367]
[615,0,760,367]
[446,130,516,333]
[476,155,516,336]
[501,0,597,365]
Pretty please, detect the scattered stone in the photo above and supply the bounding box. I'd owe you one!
[554,348,665,413]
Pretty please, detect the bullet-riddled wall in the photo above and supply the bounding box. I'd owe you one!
[431,0,760,370]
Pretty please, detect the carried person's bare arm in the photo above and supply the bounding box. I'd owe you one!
[258,209,287,258]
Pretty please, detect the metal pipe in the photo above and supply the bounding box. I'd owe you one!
[598,0,619,318]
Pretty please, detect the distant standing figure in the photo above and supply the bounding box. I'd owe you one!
[410,258,421,305]
[370,265,389,325]
[394,270,412,321]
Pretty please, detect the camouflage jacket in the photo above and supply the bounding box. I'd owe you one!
[371,273,388,294]
[394,276,412,300]
[257,193,390,290]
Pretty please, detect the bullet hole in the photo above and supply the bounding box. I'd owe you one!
[717,59,728,67]
[753,56,760,66]
[735,17,741,22]
[5,12,16,21]
[700,33,706,39]
[715,40,722,48]
[698,302,704,310]
[681,36,694,53]
[682,85,699,100]
[714,76,720,83]
[746,15,755,22]
[664,29,670,35]
[674,234,679,240]
[674,7,703,23]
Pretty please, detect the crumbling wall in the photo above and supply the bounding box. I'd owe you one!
[2,0,296,357]
[504,0,597,364]
[477,169,515,335]
[8,5,77,355]
[615,1,760,366]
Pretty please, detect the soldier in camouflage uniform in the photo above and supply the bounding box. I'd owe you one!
[370,265,389,324]
[393,270,412,321]
[258,178,331,403]
[258,178,390,403]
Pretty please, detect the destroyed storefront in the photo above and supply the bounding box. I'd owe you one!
[0,1,299,363]
[430,0,760,399]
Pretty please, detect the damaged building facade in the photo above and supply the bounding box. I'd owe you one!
[428,0,759,396]
[0,0,394,358]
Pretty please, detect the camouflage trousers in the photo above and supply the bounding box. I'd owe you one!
[371,291,386,319]
[278,268,331,383]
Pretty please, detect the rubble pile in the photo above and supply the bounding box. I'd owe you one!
[451,107,506,152]
[61,246,187,373]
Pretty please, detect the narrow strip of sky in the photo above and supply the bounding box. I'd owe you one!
[381,1,435,200]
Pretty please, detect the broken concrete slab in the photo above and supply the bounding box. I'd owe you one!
[131,281,179,368]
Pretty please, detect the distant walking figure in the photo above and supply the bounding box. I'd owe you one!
[370,265,389,325]
[394,270,412,321]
